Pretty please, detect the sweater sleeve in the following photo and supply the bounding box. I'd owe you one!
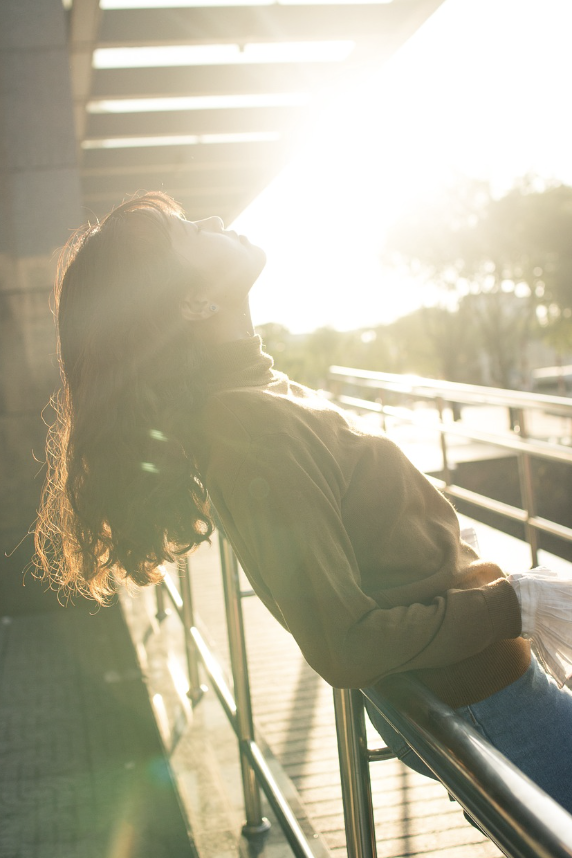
[217,431,522,689]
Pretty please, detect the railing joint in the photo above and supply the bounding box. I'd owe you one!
[240,588,256,598]
[367,747,397,763]
[186,684,208,707]
[241,817,272,839]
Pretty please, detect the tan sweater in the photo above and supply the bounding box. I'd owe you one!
[197,337,530,708]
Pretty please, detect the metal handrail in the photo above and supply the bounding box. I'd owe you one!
[155,541,317,858]
[330,365,572,416]
[335,393,572,464]
[329,366,572,567]
[152,535,572,858]
[333,680,572,858]
[362,676,572,858]
[143,368,572,858]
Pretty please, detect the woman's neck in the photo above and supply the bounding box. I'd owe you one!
[196,298,255,345]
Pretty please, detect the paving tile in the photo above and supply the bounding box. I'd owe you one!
[0,607,197,858]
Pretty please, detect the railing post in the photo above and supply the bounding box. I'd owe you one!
[376,391,386,433]
[333,688,377,858]
[436,396,452,487]
[516,408,539,566]
[178,557,207,706]
[155,579,169,621]
[219,533,271,839]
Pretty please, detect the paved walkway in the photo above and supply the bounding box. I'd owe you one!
[4,524,568,858]
[0,603,197,858]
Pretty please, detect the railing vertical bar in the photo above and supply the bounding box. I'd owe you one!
[178,557,206,706]
[377,392,386,433]
[218,533,271,838]
[436,396,452,487]
[516,408,539,567]
[333,688,377,858]
[155,579,168,621]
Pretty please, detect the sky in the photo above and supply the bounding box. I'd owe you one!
[228,0,572,333]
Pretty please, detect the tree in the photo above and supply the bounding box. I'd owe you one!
[384,176,572,387]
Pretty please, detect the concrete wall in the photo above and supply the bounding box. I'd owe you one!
[0,0,82,610]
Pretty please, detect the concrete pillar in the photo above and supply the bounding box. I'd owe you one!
[0,0,83,611]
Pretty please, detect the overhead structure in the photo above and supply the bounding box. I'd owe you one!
[67,0,444,224]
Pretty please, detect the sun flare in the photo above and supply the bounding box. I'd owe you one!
[233,0,572,334]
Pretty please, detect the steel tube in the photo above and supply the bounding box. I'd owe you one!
[155,579,169,621]
[178,557,206,706]
[333,688,377,858]
[189,626,238,727]
[331,366,572,415]
[243,741,317,858]
[428,478,528,522]
[529,515,572,543]
[160,569,184,619]
[337,395,572,465]
[436,396,452,486]
[188,626,318,856]
[364,676,572,858]
[219,534,270,837]
[517,409,539,566]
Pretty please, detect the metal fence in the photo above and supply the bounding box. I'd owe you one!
[150,370,572,858]
[329,365,572,566]
[156,540,316,858]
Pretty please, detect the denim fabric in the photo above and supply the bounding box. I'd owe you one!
[365,656,572,814]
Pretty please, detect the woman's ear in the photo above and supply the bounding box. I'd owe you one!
[181,293,219,322]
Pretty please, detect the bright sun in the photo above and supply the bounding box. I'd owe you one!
[233,0,572,334]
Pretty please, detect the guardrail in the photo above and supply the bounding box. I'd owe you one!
[329,366,572,566]
[154,537,572,858]
[155,538,317,858]
[336,679,572,858]
[148,371,572,858]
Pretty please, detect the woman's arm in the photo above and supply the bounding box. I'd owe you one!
[211,430,521,689]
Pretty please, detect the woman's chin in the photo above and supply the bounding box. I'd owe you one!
[250,244,267,278]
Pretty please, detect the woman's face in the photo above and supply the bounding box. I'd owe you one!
[170,214,266,309]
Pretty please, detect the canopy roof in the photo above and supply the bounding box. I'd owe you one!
[67,0,444,222]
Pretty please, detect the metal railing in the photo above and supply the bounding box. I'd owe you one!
[335,678,572,858]
[329,366,572,566]
[327,366,572,856]
[146,370,572,858]
[152,534,572,858]
[155,536,317,858]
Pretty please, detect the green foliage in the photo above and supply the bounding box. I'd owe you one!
[257,178,572,390]
[384,176,572,386]
[257,313,482,389]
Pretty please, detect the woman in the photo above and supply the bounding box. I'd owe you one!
[35,192,572,813]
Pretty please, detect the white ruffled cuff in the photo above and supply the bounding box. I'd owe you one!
[507,567,572,687]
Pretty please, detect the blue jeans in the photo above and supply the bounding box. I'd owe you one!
[365,656,572,815]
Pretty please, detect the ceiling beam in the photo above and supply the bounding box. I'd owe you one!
[90,63,336,100]
[81,162,280,196]
[71,0,446,224]
[84,104,308,140]
[81,139,290,171]
[97,3,417,46]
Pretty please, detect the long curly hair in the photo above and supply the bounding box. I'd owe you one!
[35,192,214,603]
